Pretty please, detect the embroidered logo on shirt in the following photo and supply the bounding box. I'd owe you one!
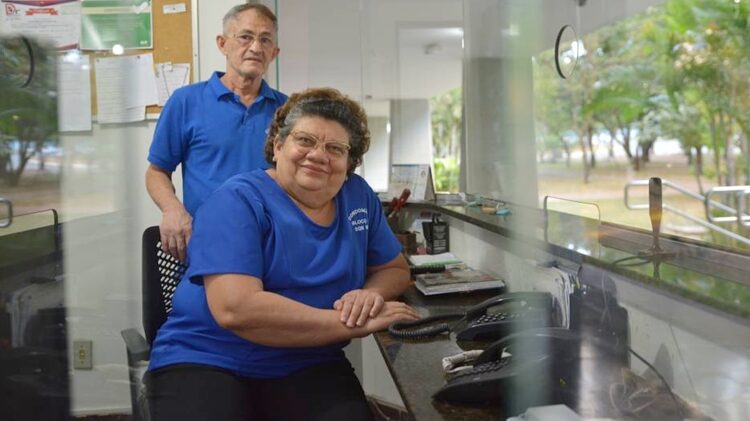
[347,208,369,232]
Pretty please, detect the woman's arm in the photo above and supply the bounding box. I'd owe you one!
[334,253,412,327]
[204,273,418,348]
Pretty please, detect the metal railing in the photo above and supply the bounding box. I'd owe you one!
[624,179,750,247]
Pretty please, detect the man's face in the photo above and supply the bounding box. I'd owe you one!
[217,10,279,80]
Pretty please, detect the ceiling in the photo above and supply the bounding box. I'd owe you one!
[357,0,664,107]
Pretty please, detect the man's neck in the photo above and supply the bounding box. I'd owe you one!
[220,72,264,106]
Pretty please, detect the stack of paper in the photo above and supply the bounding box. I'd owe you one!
[408,252,461,267]
[414,266,506,296]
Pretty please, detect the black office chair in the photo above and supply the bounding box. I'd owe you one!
[121,226,187,421]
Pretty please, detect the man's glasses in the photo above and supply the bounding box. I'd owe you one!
[228,32,275,49]
[289,131,351,159]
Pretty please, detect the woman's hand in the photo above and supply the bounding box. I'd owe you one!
[360,301,420,334]
[334,289,385,327]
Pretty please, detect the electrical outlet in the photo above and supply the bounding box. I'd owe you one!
[73,339,93,369]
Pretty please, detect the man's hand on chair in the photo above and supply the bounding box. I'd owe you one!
[159,205,192,262]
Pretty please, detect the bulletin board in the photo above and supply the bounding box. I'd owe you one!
[87,0,194,116]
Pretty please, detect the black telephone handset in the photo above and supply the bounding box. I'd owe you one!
[387,291,554,340]
[433,328,583,412]
[453,291,554,341]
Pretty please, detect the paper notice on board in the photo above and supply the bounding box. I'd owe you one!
[155,63,190,106]
[81,0,153,50]
[94,54,158,123]
[1,0,81,50]
[57,53,92,131]
[163,3,186,14]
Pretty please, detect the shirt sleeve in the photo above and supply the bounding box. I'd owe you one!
[186,182,267,284]
[147,90,188,172]
[364,183,402,266]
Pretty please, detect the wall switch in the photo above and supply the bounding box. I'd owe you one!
[73,339,93,369]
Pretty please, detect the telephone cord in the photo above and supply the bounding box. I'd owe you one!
[388,313,464,339]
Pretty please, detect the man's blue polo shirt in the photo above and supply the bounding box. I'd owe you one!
[148,71,287,215]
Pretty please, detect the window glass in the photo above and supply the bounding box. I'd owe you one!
[531,1,750,251]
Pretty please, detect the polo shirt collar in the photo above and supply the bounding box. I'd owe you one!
[208,71,280,104]
[208,71,232,100]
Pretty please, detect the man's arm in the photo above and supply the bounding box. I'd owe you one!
[204,274,419,347]
[145,164,192,261]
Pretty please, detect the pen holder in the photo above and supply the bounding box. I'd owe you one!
[395,231,417,255]
[387,215,401,233]
[388,215,417,254]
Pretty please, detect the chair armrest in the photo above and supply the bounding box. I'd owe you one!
[121,328,150,362]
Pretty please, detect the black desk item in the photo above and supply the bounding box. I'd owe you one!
[453,291,553,341]
[423,214,449,254]
[433,328,618,415]
[121,226,187,421]
[434,328,576,410]
[388,291,552,340]
[409,264,446,275]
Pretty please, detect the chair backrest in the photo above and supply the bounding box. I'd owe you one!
[142,226,187,345]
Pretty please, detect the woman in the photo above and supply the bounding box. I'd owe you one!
[146,88,419,421]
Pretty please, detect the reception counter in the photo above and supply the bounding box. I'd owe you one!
[373,196,750,420]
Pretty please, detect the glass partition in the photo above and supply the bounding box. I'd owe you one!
[1,0,749,419]
[459,1,750,419]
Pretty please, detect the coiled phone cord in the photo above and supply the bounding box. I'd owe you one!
[388,313,465,339]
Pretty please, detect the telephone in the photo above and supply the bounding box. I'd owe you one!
[433,327,632,416]
[453,291,554,341]
[433,328,588,414]
[388,291,554,341]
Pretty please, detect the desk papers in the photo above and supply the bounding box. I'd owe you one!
[414,264,506,296]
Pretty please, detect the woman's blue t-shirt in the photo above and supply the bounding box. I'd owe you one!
[148,169,401,378]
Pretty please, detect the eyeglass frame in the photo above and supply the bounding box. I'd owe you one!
[287,130,352,159]
[226,31,276,49]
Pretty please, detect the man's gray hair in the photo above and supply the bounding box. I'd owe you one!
[222,3,278,33]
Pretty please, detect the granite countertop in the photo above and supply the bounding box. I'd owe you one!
[373,288,508,421]
[396,199,750,321]
[373,287,710,420]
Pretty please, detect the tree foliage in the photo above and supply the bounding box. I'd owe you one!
[0,36,58,186]
[430,87,461,192]
[532,0,750,185]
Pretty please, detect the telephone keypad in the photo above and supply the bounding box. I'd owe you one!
[472,312,520,326]
[453,358,512,380]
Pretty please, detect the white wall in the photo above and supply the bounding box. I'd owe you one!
[390,99,433,165]
[63,123,161,415]
[363,116,391,192]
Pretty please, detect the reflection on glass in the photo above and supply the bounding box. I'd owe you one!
[0,36,60,219]
[554,24,580,79]
[534,0,750,252]
[0,36,67,418]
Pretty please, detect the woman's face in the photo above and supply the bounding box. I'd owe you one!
[273,116,351,201]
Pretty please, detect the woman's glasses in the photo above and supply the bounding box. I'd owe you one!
[289,131,351,159]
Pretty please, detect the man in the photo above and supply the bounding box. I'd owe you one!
[146,3,286,261]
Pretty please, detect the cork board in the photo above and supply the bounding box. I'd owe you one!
[148,0,193,114]
[86,0,194,117]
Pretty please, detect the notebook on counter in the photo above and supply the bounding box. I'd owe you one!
[413,264,506,296]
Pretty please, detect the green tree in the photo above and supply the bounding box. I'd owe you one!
[430,87,461,192]
[0,37,58,187]
[661,0,750,186]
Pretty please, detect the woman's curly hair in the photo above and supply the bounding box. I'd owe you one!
[264,87,370,175]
